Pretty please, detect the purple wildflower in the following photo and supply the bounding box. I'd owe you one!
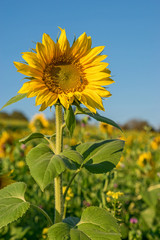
[130,217,138,224]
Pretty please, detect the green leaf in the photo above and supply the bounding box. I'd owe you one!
[63,217,80,227]
[60,150,83,165]
[0,182,30,229]
[141,207,155,228]
[48,207,121,240]
[141,185,160,207]
[19,132,45,144]
[0,93,27,111]
[48,222,71,240]
[64,106,76,136]
[72,139,124,173]
[75,107,121,131]
[26,143,66,191]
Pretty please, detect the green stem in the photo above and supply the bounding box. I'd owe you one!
[44,137,55,152]
[54,104,63,223]
[63,169,80,200]
[31,204,53,226]
[113,199,117,217]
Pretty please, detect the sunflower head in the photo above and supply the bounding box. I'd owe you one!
[14,27,114,113]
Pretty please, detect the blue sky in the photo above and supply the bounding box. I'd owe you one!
[1,0,160,128]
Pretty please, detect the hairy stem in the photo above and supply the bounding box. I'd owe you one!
[54,104,63,223]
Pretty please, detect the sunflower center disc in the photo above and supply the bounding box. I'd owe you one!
[43,64,82,93]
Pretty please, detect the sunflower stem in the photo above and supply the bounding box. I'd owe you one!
[54,104,63,223]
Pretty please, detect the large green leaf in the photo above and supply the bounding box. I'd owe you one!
[75,107,121,131]
[64,106,76,136]
[19,132,45,144]
[26,143,66,191]
[0,182,30,229]
[0,93,27,111]
[72,139,125,173]
[48,207,121,240]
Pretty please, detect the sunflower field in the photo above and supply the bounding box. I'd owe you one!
[0,114,160,240]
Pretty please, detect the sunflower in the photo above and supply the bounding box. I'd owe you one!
[0,171,14,189]
[14,27,113,113]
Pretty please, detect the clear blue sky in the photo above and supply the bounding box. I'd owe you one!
[1,0,160,128]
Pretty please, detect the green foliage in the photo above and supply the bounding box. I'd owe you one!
[64,106,76,136]
[75,106,121,131]
[48,207,121,240]
[141,185,160,207]
[0,94,27,111]
[72,139,125,173]
[2,113,160,239]
[26,144,84,191]
[60,149,83,165]
[26,143,64,191]
[0,182,30,229]
[19,132,45,144]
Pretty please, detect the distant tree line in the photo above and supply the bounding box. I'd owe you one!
[121,119,155,131]
[0,111,158,131]
[0,111,28,121]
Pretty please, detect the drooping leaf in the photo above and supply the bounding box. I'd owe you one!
[0,94,27,111]
[75,106,121,131]
[26,143,66,191]
[72,139,125,173]
[48,207,121,240]
[64,106,76,136]
[19,132,45,144]
[0,182,30,229]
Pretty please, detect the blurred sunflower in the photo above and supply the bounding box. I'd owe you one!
[29,113,49,132]
[14,27,113,113]
[137,152,152,167]
[150,136,160,150]
[0,171,14,189]
[99,122,113,136]
[0,131,13,158]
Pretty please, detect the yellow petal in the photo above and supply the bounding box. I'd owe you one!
[79,46,105,65]
[88,78,114,86]
[58,27,70,54]
[14,62,43,77]
[84,55,107,68]
[86,72,111,81]
[58,94,69,109]
[83,62,109,74]
[22,52,43,70]
[79,94,97,113]
[82,89,104,111]
[87,36,92,50]
[27,91,38,98]
[47,94,58,106]
[35,89,50,105]
[42,33,56,62]
[70,32,88,59]
[88,86,111,98]
[18,81,40,93]
[39,102,48,111]
[36,42,47,66]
